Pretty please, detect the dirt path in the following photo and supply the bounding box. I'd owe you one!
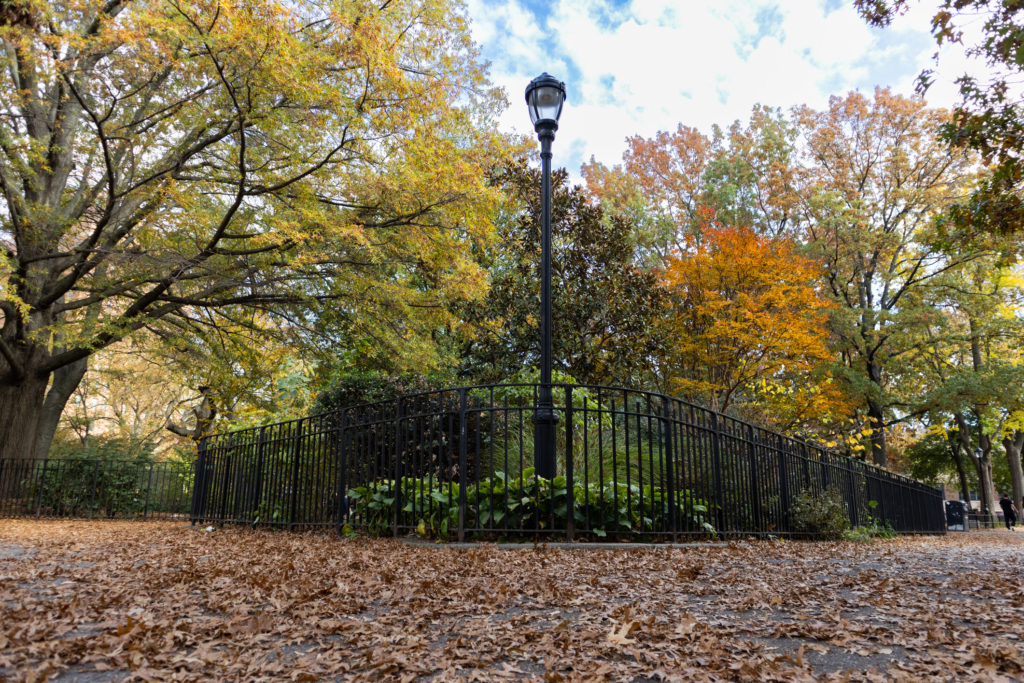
[1,521,1022,682]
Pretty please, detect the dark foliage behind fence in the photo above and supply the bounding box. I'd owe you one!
[0,458,194,521]
[185,383,945,539]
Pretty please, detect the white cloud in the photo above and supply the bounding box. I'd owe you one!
[467,0,990,180]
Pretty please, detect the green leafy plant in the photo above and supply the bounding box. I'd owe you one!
[347,470,715,541]
[842,500,898,542]
[789,487,849,539]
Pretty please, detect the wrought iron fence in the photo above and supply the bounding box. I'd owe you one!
[188,383,946,539]
[0,458,194,521]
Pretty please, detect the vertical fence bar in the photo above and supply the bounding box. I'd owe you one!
[89,460,98,521]
[252,427,267,527]
[709,413,726,534]
[190,437,208,524]
[458,389,468,543]
[845,460,859,529]
[663,397,676,542]
[565,385,574,543]
[747,424,762,536]
[799,441,811,492]
[219,451,232,526]
[35,459,48,519]
[143,463,154,519]
[394,397,402,538]
[337,410,348,536]
[777,434,790,534]
[288,420,304,532]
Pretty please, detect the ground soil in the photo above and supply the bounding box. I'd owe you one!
[0,521,1022,682]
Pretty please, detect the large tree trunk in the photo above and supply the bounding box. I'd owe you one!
[1003,430,1024,517]
[866,398,887,467]
[33,357,88,459]
[0,367,50,460]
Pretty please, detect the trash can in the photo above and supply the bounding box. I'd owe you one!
[946,500,966,531]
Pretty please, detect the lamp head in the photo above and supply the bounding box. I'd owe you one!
[525,73,566,131]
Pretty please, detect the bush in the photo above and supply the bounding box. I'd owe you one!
[347,469,716,541]
[789,487,849,539]
[314,369,453,414]
[48,433,159,461]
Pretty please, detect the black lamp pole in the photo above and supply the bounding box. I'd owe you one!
[525,73,566,481]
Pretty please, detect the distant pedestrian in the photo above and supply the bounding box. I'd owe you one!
[999,494,1017,531]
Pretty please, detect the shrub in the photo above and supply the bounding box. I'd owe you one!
[347,469,716,541]
[789,487,849,539]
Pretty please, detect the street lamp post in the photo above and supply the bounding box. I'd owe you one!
[526,73,566,481]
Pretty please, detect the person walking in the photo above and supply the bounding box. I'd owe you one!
[999,493,1018,531]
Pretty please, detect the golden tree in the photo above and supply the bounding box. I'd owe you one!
[0,0,510,458]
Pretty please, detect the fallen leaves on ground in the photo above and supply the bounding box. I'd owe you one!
[0,521,1022,682]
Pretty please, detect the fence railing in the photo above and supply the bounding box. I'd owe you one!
[0,458,194,521]
[186,383,946,539]
[968,512,1013,529]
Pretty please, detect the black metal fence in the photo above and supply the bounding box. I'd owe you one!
[0,458,194,521]
[187,383,946,539]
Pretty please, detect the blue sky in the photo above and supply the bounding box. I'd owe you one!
[465,0,984,180]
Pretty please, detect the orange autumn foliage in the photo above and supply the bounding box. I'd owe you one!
[659,220,849,431]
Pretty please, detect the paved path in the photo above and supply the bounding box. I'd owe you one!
[1,521,1022,681]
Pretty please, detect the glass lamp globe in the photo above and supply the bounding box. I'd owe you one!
[525,73,566,127]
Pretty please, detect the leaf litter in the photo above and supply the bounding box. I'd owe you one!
[0,521,1022,682]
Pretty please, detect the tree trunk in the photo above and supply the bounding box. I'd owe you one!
[867,398,887,467]
[955,412,996,519]
[33,356,88,459]
[948,436,973,512]
[979,457,996,517]
[1003,430,1024,517]
[0,369,50,460]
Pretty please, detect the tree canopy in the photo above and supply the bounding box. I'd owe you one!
[0,0,511,457]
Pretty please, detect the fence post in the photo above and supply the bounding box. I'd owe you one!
[35,459,48,520]
[143,463,154,520]
[458,389,468,543]
[288,420,304,532]
[663,397,676,542]
[337,410,348,537]
[564,385,574,543]
[777,435,790,534]
[709,412,726,535]
[747,424,763,536]
[394,397,402,538]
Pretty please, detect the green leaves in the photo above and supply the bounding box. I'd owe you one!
[345,472,715,541]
